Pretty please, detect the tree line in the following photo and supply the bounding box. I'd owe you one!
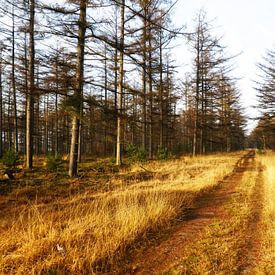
[0,0,271,176]
[248,48,275,150]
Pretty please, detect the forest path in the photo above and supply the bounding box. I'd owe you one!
[121,150,261,274]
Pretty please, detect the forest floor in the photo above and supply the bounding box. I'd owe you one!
[0,150,274,274]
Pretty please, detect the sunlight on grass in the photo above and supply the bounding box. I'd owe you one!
[0,152,243,273]
[257,151,275,272]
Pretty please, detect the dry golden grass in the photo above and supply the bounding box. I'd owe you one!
[0,152,242,273]
[257,151,275,272]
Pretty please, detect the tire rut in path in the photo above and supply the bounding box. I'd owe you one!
[123,151,256,275]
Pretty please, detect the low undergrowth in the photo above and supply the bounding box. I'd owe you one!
[0,152,242,273]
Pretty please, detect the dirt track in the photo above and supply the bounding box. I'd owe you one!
[122,150,263,274]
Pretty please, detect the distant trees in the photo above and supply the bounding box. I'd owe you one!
[248,115,275,150]
[249,47,275,150]
[179,11,246,155]
[0,0,39,166]
[256,48,275,118]
[112,0,181,163]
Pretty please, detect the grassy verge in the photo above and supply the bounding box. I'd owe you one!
[0,153,242,273]
[256,151,275,272]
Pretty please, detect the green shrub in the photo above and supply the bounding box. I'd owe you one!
[126,144,147,163]
[157,146,169,160]
[109,157,116,164]
[257,149,266,155]
[45,154,62,171]
[2,150,19,168]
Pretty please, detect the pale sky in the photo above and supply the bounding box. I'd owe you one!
[172,0,275,132]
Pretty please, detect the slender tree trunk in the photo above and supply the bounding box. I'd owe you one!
[77,107,82,162]
[12,4,18,153]
[26,0,35,169]
[192,30,200,157]
[22,32,28,154]
[8,88,12,149]
[193,109,199,156]
[131,93,137,144]
[3,104,6,150]
[165,63,170,147]
[183,82,189,152]
[54,58,59,157]
[200,67,205,154]
[89,105,93,154]
[113,7,118,157]
[69,0,87,177]
[141,7,147,150]
[116,0,125,166]
[104,44,108,156]
[0,47,3,157]
[44,95,49,154]
[148,20,153,159]
[226,93,231,152]
[35,66,40,155]
[159,31,164,148]
[69,116,80,175]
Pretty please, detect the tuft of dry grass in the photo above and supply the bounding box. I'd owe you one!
[0,152,242,273]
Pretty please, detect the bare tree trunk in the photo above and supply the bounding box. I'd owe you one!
[7,90,12,150]
[26,0,35,169]
[131,93,137,144]
[192,107,198,156]
[77,105,83,163]
[54,58,59,157]
[3,104,6,150]
[104,44,108,156]
[159,31,164,148]
[116,0,125,166]
[0,46,3,157]
[192,30,200,157]
[69,0,87,177]
[35,66,40,155]
[141,7,147,151]
[12,4,18,153]
[55,92,59,157]
[23,31,28,154]
[113,7,118,157]
[44,95,49,154]
[165,63,170,148]
[69,116,80,176]
[148,20,153,159]
[200,67,205,154]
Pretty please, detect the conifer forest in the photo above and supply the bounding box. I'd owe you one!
[0,0,274,274]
